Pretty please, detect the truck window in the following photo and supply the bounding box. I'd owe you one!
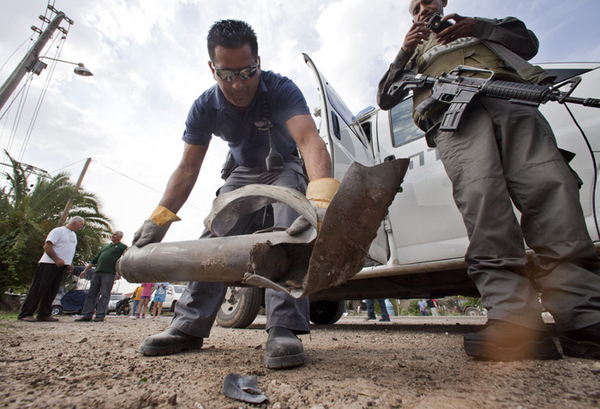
[390,99,424,147]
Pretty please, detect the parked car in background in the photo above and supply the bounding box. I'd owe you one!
[51,288,88,316]
[51,266,89,315]
[216,55,600,328]
[149,284,186,314]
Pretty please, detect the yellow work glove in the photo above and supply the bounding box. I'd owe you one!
[286,177,340,236]
[132,206,181,247]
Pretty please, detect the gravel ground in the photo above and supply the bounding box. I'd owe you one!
[1,314,600,408]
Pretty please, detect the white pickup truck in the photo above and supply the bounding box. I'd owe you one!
[216,55,600,328]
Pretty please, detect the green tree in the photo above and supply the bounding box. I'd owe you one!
[0,153,113,293]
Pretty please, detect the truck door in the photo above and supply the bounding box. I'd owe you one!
[304,53,387,263]
[303,53,375,181]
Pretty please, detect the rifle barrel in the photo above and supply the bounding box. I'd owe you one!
[563,96,600,108]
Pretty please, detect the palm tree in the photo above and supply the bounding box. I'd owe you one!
[0,152,113,292]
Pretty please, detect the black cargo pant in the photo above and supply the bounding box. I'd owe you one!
[433,96,600,331]
[19,263,66,319]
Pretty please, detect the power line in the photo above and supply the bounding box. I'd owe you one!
[91,159,207,212]
[50,158,207,212]
[18,33,68,162]
[0,35,33,75]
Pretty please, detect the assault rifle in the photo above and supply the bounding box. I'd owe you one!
[387,65,600,132]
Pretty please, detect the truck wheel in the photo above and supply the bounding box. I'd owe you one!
[216,286,262,329]
[464,306,482,316]
[309,300,345,325]
[51,305,62,316]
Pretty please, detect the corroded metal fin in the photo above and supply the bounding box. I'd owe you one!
[205,184,318,237]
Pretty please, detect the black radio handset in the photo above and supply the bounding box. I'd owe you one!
[255,94,284,172]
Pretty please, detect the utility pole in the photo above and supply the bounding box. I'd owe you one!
[0,12,65,112]
[57,157,91,227]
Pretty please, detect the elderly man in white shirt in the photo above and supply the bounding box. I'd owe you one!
[18,216,84,322]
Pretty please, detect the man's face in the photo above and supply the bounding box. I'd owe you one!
[209,44,261,112]
[111,232,123,243]
[409,0,447,23]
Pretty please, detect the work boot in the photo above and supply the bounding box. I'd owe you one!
[264,327,307,369]
[464,319,562,361]
[138,327,203,356]
[559,322,600,359]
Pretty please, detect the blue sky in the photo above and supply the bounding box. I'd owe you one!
[1,0,599,250]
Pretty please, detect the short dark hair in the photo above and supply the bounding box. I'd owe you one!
[207,19,258,62]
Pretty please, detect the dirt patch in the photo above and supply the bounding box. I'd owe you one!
[1,315,599,408]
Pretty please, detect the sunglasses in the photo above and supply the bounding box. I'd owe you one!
[211,62,259,82]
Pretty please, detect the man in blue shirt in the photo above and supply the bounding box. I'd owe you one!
[133,20,337,369]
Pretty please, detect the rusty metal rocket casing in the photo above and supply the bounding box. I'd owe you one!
[117,159,410,298]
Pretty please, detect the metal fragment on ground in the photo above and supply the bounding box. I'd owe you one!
[222,373,268,404]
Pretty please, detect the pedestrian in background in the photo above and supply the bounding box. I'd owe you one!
[151,282,169,317]
[18,217,84,322]
[364,299,391,322]
[75,231,127,323]
[418,299,428,316]
[139,282,153,319]
[131,285,142,318]
[427,299,440,316]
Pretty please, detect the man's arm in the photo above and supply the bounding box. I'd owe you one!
[462,16,539,60]
[377,20,429,110]
[43,241,65,267]
[132,142,208,247]
[79,263,95,279]
[378,15,539,111]
[158,142,209,213]
[285,114,331,181]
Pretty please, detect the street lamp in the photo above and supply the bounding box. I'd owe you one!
[35,56,93,77]
[0,11,93,112]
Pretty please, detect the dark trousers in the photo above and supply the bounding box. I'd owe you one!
[434,97,600,331]
[172,157,311,337]
[81,272,115,320]
[19,263,66,319]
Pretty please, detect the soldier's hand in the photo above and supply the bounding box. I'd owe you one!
[435,14,475,44]
[402,21,431,54]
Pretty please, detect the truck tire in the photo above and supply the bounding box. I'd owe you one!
[216,286,262,329]
[309,300,345,325]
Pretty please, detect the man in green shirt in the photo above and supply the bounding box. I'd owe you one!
[75,231,127,322]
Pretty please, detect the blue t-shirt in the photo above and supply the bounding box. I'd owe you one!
[183,70,310,167]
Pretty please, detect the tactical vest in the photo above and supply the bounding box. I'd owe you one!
[410,35,547,131]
